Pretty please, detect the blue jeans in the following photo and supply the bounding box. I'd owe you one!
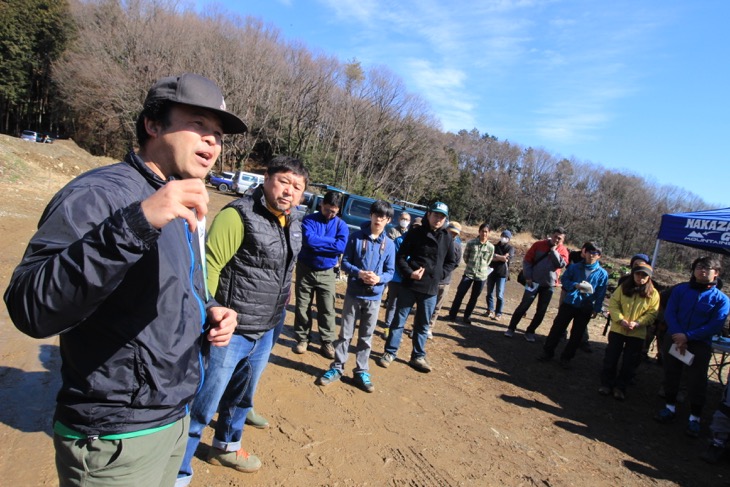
[486,273,507,315]
[178,329,275,483]
[384,287,436,360]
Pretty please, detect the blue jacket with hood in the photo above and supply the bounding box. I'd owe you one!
[341,222,395,300]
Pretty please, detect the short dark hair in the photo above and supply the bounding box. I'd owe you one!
[553,227,566,235]
[135,100,174,148]
[323,191,344,208]
[692,256,722,273]
[479,222,490,232]
[370,200,394,219]
[266,156,310,186]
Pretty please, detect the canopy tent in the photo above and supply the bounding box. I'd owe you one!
[652,207,730,266]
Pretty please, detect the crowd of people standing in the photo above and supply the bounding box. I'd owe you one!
[4,72,730,486]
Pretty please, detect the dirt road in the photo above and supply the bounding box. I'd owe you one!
[0,139,726,486]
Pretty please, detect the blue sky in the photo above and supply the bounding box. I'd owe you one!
[198,0,729,207]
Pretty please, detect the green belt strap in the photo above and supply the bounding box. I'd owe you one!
[54,420,175,440]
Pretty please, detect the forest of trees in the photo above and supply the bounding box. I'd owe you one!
[1,0,721,272]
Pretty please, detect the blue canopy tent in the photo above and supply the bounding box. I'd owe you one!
[652,208,730,266]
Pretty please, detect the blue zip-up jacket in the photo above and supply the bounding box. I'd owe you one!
[560,261,609,313]
[666,282,730,343]
[298,212,349,270]
[3,152,209,437]
[342,223,395,300]
[391,234,405,283]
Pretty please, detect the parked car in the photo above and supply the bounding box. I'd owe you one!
[20,130,38,142]
[232,171,265,195]
[305,184,426,232]
[208,171,235,192]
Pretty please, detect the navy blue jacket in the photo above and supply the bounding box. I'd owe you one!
[3,152,208,436]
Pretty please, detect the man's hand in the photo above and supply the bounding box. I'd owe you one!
[410,267,425,281]
[206,306,237,346]
[672,332,689,354]
[141,179,209,232]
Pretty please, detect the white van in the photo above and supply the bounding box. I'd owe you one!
[232,171,265,195]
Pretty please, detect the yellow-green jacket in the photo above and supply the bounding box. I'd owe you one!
[608,286,660,339]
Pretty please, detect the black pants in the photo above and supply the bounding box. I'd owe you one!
[662,334,713,416]
[449,276,485,319]
[508,285,554,333]
[601,331,644,391]
[543,303,592,361]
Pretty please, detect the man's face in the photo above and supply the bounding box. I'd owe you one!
[148,104,223,180]
[694,262,718,284]
[584,250,601,264]
[479,227,490,242]
[320,203,339,221]
[370,213,391,235]
[427,211,447,230]
[398,214,411,229]
[263,171,306,213]
[550,232,565,246]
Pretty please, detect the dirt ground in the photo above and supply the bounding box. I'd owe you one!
[0,135,728,486]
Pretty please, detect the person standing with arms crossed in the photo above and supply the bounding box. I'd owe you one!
[504,227,569,342]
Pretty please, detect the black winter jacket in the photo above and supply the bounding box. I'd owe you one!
[3,152,208,436]
[396,222,457,295]
[215,187,302,333]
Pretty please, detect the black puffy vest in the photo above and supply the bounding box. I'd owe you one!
[215,187,302,333]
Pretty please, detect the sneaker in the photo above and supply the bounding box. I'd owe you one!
[316,368,342,386]
[598,386,611,395]
[494,314,502,321]
[524,332,536,343]
[463,317,472,325]
[686,420,701,438]
[378,352,395,368]
[427,330,433,339]
[446,314,457,322]
[293,341,308,354]
[245,409,269,429]
[206,447,261,473]
[654,407,677,424]
[613,388,625,401]
[409,356,432,373]
[321,342,335,359]
[504,329,515,338]
[702,443,726,464]
[536,353,553,362]
[354,372,375,393]
[558,359,572,370]
[579,342,593,353]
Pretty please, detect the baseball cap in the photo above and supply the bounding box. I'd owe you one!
[630,253,651,266]
[428,201,449,217]
[583,241,602,255]
[144,73,247,134]
[633,262,653,277]
[501,230,513,239]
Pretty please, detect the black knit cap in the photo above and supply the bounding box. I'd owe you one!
[144,73,247,134]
